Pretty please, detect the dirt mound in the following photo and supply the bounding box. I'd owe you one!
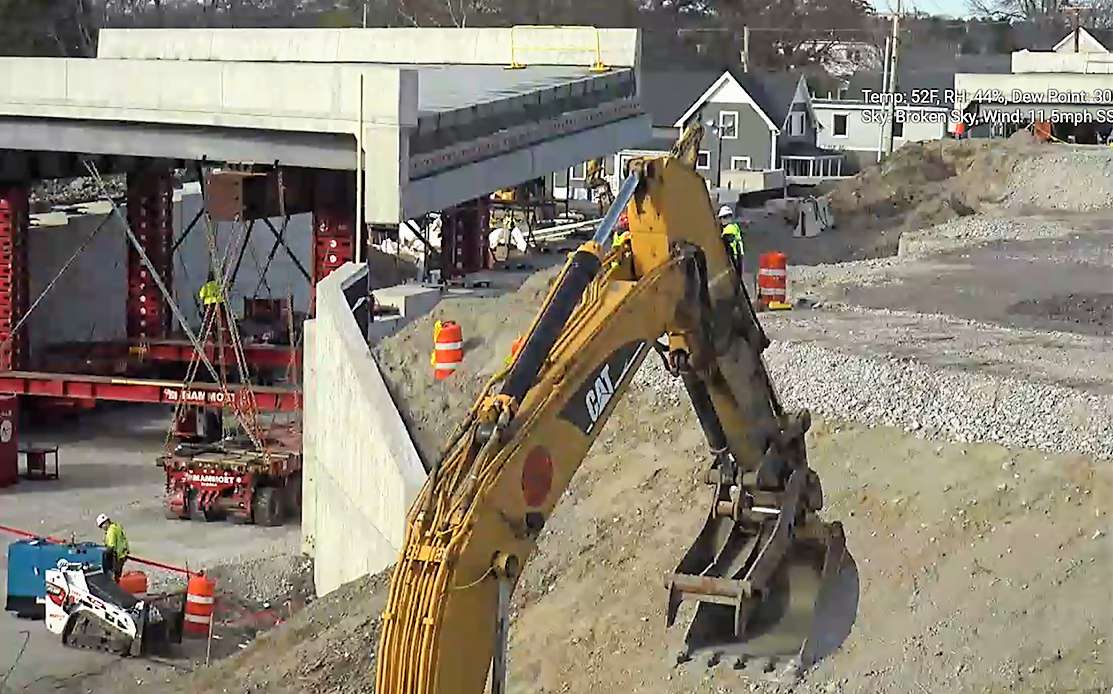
[825,139,1113,236]
[171,570,389,694]
[373,265,562,464]
[823,139,1020,234]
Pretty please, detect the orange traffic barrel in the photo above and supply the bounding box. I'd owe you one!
[184,574,216,637]
[118,571,148,597]
[757,252,788,306]
[432,321,464,380]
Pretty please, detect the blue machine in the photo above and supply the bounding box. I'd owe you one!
[5,538,106,618]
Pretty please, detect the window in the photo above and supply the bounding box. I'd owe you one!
[891,117,904,138]
[696,150,711,170]
[730,156,751,171]
[833,113,849,137]
[569,162,587,181]
[788,111,806,136]
[718,111,739,139]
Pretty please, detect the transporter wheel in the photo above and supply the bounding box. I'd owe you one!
[252,486,285,527]
[188,491,222,522]
[165,489,189,520]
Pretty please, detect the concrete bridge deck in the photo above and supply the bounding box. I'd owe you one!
[0,26,649,223]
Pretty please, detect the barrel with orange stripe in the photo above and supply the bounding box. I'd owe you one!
[184,574,216,637]
[757,252,788,306]
[432,320,464,380]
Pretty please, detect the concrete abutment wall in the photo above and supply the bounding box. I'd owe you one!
[302,262,427,596]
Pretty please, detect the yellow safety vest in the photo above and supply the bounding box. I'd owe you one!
[105,522,129,560]
[721,222,744,260]
[199,280,222,306]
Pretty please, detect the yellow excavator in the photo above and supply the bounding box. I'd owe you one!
[376,129,858,693]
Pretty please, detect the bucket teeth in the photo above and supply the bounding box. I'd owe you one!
[675,648,691,666]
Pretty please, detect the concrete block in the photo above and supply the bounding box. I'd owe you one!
[373,284,442,320]
[367,315,404,343]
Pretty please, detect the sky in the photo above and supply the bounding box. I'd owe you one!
[871,0,970,18]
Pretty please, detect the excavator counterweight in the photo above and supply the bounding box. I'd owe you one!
[375,149,858,694]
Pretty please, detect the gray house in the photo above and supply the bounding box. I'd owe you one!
[674,69,846,186]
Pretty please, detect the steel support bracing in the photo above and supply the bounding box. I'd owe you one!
[0,186,29,372]
[125,170,174,341]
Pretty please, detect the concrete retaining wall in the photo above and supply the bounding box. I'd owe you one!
[302,262,426,596]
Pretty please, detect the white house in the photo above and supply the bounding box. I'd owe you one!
[813,99,949,172]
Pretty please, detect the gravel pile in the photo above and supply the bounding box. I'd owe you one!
[1003,147,1113,212]
[630,340,1113,460]
[206,553,315,606]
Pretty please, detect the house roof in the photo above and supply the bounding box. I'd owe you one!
[733,70,803,125]
[639,70,722,127]
[1052,27,1113,52]
[670,68,811,133]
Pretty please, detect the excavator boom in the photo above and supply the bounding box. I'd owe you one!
[375,155,856,694]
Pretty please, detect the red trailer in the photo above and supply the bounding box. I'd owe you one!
[158,424,302,526]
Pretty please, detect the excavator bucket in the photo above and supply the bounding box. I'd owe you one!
[666,469,859,681]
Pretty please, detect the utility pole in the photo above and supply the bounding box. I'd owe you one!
[877,35,891,163]
[362,0,368,28]
[741,26,751,72]
[1066,5,1084,53]
[884,0,901,158]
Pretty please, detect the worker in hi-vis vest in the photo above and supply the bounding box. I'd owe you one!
[96,513,129,581]
[717,205,745,280]
[611,211,630,249]
[199,271,222,307]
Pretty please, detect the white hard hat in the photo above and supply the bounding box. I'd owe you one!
[717,205,734,219]
[96,513,109,528]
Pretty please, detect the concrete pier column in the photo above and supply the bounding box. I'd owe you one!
[125,169,174,340]
[0,185,29,371]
